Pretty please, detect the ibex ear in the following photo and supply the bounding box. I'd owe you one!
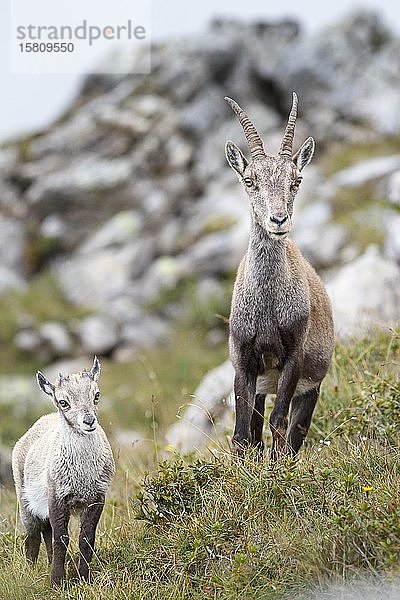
[90,356,101,382]
[293,137,315,172]
[225,141,248,177]
[36,371,54,396]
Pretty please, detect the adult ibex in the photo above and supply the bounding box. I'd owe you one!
[225,93,334,459]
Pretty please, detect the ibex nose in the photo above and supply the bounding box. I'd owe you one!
[270,214,288,226]
[83,414,96,427]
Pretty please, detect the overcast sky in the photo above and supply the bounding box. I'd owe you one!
[1,0,400,142]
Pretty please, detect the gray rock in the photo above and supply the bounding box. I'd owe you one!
[27,156,132,206]
[0,266,25,296]
[104,295,143,325]
[279,10,398,136]
[15,321,73,361]
[77,315,119,355]
[385,170,400,206]
[349,38,400,135]
[119,314,169,351]
[180,229,246,276]
[185,184,249,240]
[165,359,234,452]
[39,321,73,358]
[0,375,45,415]
[326,246,400,340]
[24,155,134,250]
[80,210,142,253]
[333,155,400,188]
[297,223,348,269]
[0,216,26,274]
[136,256,184,305]
[292,201,348,268]
[180,85,228,138]
[14,328,41,354]
[94,105,151,138]
[180,185,250,276]
[40,214,68,240]
[164,135,193,170]
[156,219,184,255]
[55,242,147,308]
[384,211,400,264]
[127,94,171,120]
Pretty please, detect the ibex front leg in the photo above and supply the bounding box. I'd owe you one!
[269,349,302,462]
[231,346,259,455]
[49,497,70,586]
[78,497,105,583]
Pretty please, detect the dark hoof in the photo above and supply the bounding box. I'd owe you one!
[78,571,92,584]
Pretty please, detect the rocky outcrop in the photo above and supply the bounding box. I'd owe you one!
[326,246,400,340]
[0,9,399,364]
[165,360,234,452]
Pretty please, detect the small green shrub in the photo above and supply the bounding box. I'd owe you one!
[137,458,224,522]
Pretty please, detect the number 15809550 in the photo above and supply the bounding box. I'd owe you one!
[19,42,74,52]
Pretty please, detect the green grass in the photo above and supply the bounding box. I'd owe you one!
[0,328,399,599]
[100,324,228,438]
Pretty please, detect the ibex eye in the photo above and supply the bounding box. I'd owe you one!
[243,177,253,188]
[291,176,302,191]
[94,392,100,404]
[58,399,70,410]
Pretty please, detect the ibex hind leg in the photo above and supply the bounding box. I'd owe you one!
[286,385,320,456]
[20,508,42,564]
[41,519,53,563]
[250,393,266,455]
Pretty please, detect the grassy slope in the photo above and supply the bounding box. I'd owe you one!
[0,328,399,599]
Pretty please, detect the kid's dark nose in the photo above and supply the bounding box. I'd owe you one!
[83,414,96,427]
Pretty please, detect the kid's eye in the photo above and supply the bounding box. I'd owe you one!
[58,399,70,410]
[94,392,100,404]
[243,177,254,188]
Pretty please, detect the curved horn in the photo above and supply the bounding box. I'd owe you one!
[225,97,265,159]
[279,92,298,157]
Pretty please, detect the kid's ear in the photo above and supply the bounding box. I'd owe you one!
[293,137,315,172]
[36,371,53,396]
[225,140,248,177]
[90,356,101,382]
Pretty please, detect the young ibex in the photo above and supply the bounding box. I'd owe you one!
[225,93,334,459]
[12,357,115,586]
